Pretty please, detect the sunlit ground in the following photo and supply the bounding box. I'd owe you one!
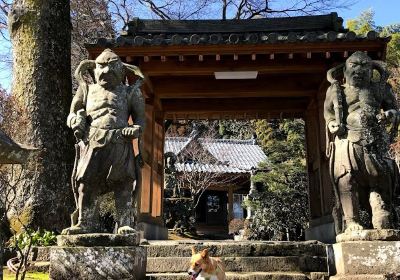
[3,268,49,280]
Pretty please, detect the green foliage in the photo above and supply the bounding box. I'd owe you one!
[248,119,308,241]
[347,10,400,68]
[163,197,195,234]
[247,187,309,241]
[217,120,254,140]
[253,119,306,163]
[386,32,400,67]
[9,229,57,249]
[346,9,376,35]
[163,168,196,234]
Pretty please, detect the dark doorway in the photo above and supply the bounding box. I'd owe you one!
[196,190,227,227]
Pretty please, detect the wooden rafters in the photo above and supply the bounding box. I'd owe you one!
[162,97,309,114]
[139,57,328,76]
[151,74,321,99]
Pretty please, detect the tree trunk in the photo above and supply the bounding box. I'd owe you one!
[8,0,73,232]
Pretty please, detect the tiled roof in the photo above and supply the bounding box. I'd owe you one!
[165,137,267,174]
[87,13,389,48]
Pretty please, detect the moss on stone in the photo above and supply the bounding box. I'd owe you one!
[3,268,49,280]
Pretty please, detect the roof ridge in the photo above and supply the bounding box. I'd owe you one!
[165,136,189,140]
[126,13,345,35]
[199,138,255,144]
[166,137,259,145]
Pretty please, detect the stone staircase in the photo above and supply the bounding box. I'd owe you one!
[145,240,329,280]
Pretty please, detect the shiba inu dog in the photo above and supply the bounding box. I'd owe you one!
[188,247,226,280]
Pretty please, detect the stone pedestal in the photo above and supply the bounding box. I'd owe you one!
[49,233,147,280]
[331,230,400,280]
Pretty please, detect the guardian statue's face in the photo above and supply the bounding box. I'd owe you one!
[344,52,372,88]
[94,49,125,89]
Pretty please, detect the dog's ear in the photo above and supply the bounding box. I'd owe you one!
[201,248,209,259]
[191,246,196,255]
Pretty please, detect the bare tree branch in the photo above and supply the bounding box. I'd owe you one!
[138,0,172,19]
[126,0,355,20]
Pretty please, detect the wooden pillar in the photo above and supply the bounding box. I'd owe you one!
[139,102,154,216]
[304,83,336,242]
[305,98,323,219]
[228,186,234,222]
[138,97,165,226]
[151,112,164,218]
[317,82,334,216]
[304,81,335,224]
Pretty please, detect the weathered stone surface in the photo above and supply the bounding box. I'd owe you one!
[62,49,145,236]
[146,240,327,257]
[324,51,400,234]
[309,272,329,280]
[146,272,308,280]
[146,240,328,279]
[333,241,400,276]
[330,275,388,280]
[57,233,139,247]
[49,246,147,280]
[27,261,49,273]
[29,246,51,262]
[336,229,400,243]
[146,256,327,273]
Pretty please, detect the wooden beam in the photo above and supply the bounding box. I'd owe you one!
[152,75,321,98]
[88,41,387,58]
[141,58,327,76]
[164,111,304,120]
[161,97,309,113]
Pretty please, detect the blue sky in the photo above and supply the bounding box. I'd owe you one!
[0,1,399,91]
[339,0,400,26]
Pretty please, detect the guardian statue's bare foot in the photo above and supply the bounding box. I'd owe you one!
[345,221,364,233]
[117,226,136,235]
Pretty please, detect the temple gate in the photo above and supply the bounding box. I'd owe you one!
[86,13,390,240]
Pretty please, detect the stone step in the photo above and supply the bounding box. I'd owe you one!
[146,240,327,258]
[146,256,327,273]
[28,261,49,273]
[146,272,309,280]
[330,275,389,280]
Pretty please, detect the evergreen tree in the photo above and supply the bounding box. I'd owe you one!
[247,119,309,241]
[7,0,73,232]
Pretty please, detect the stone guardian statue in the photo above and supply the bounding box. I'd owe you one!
[324,51,399,234]
[62,49,145,235]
